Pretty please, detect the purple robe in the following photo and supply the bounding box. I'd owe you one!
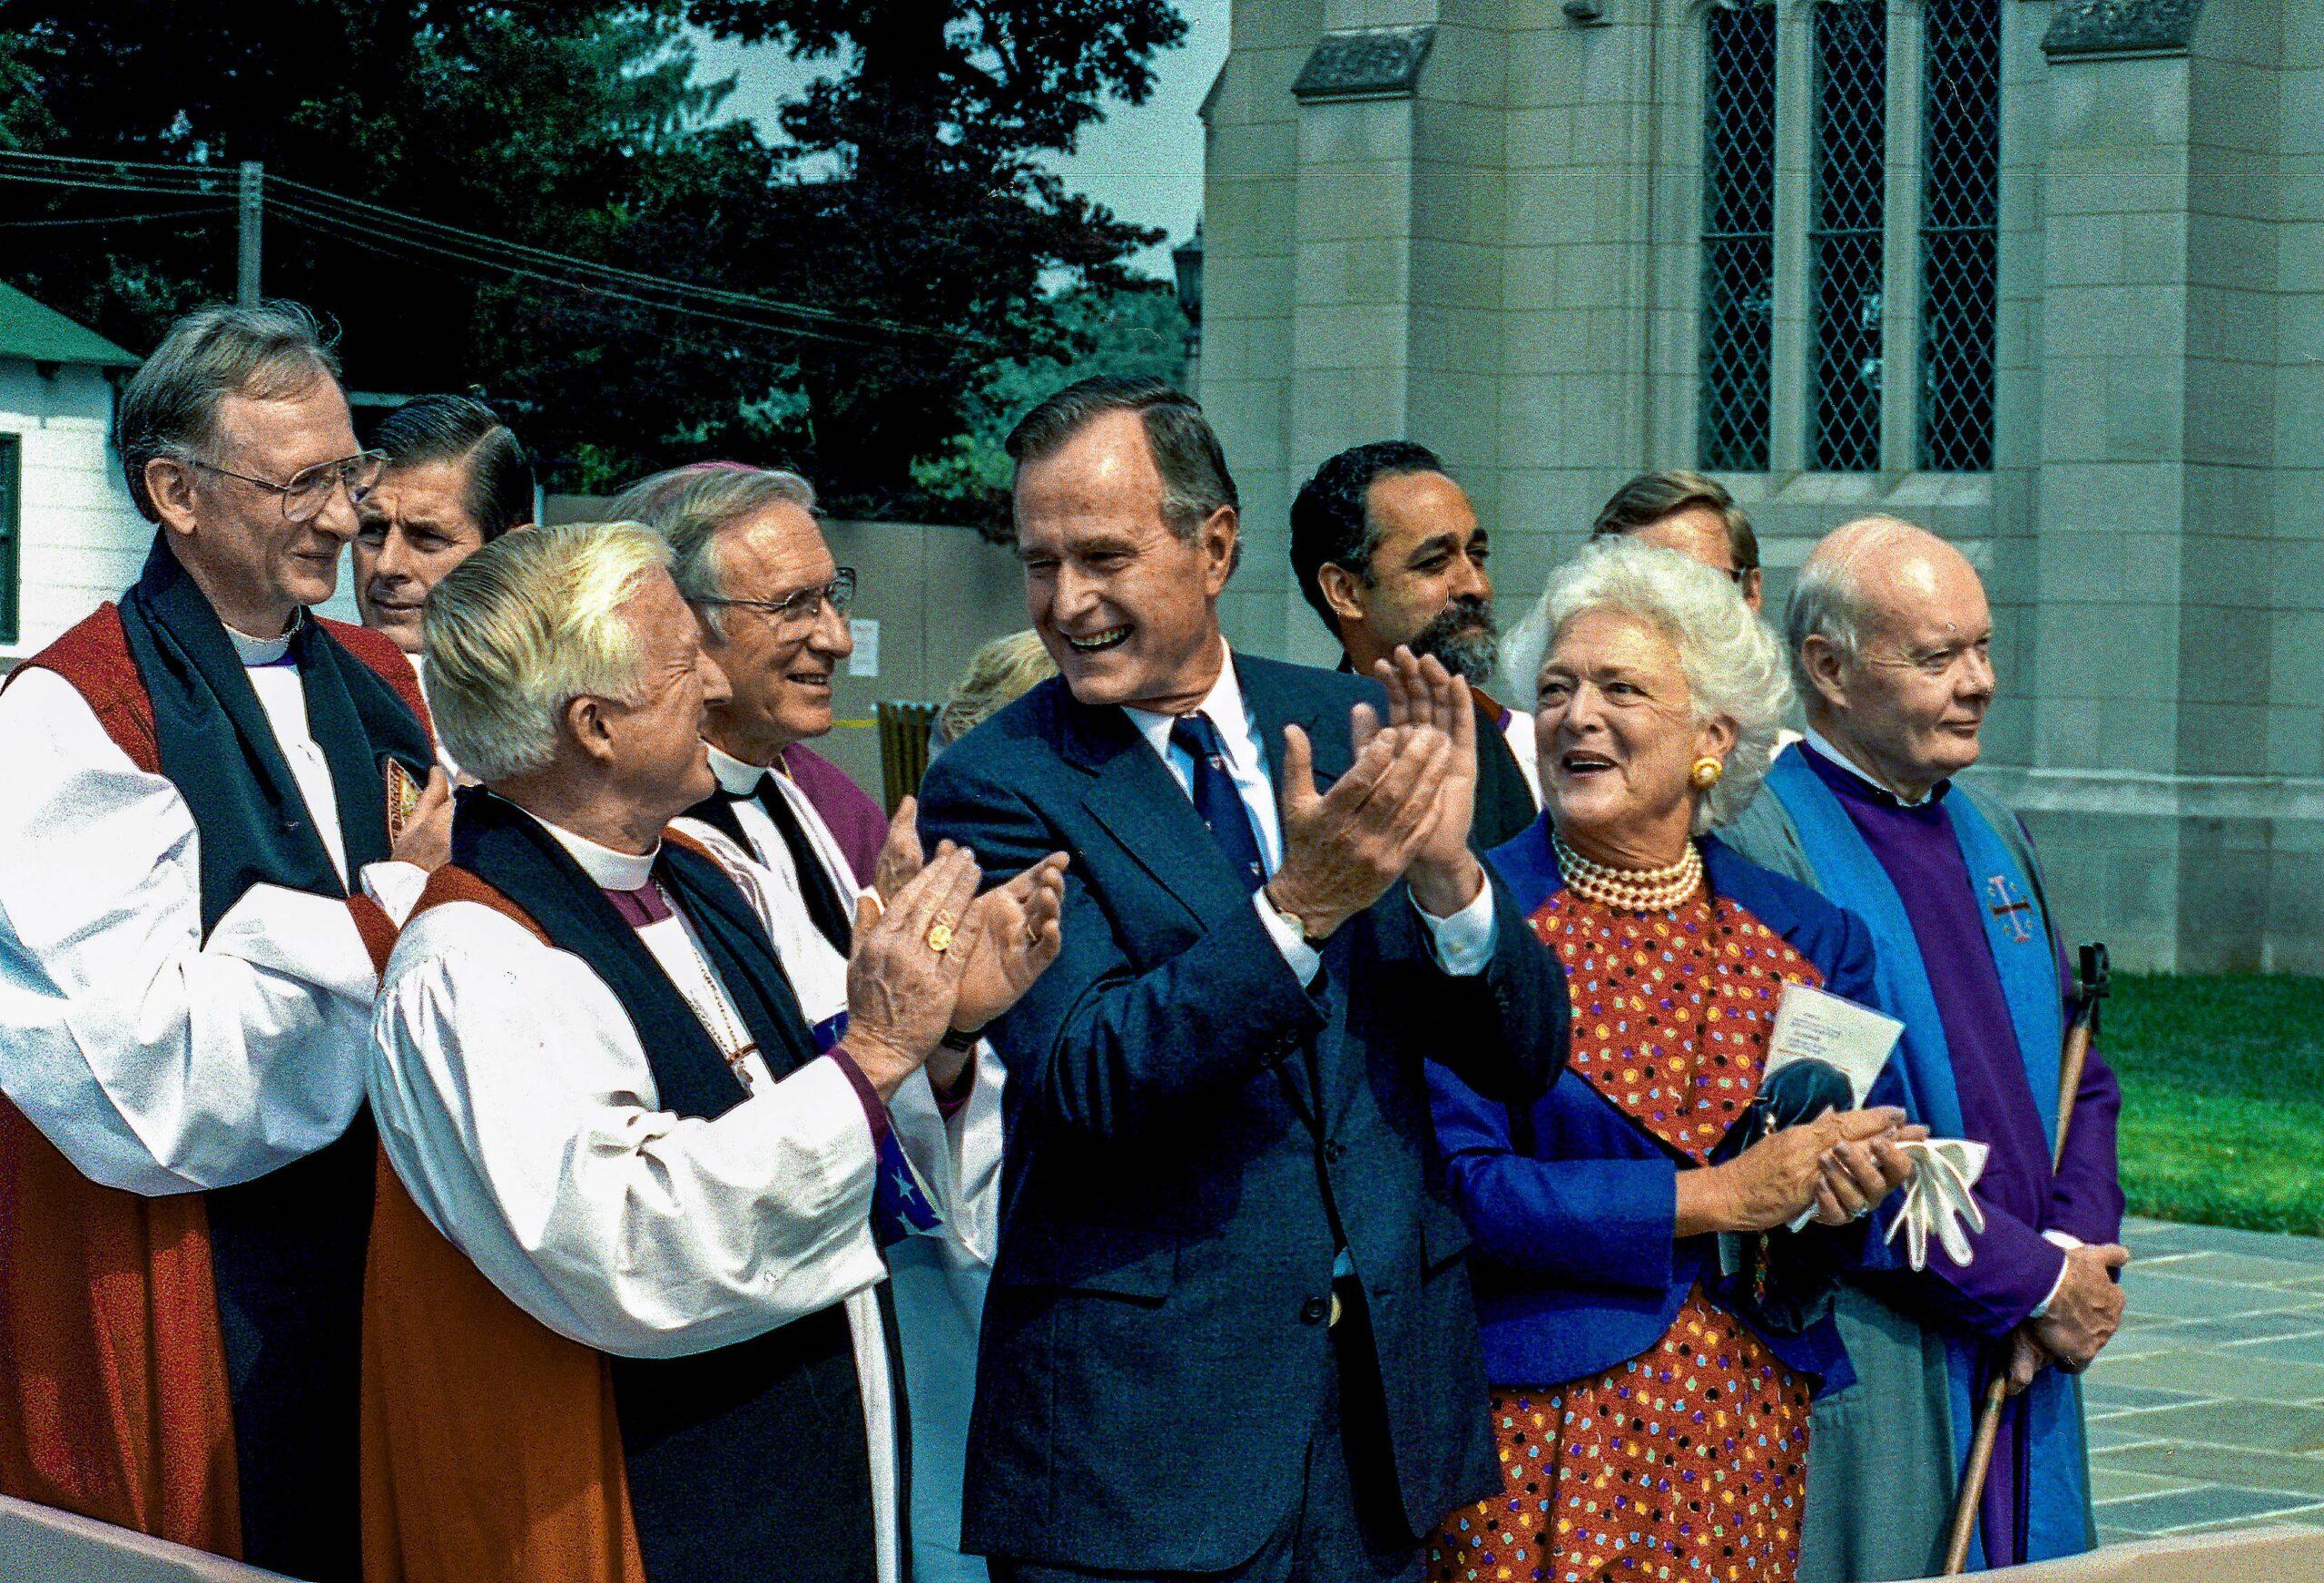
[779,741,889,888]
[1800,743,2122,1565]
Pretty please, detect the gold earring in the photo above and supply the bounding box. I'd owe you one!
[1689,756,1724,790]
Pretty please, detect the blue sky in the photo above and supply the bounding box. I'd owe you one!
[693,0,1228,278]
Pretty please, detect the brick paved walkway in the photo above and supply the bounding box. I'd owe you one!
[2082,1216,2324,1545]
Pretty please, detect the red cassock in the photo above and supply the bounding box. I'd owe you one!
[0,604,415,1560]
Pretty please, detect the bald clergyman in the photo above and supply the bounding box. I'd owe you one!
[1724,516,2125,1578]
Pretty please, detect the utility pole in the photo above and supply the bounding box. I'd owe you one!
[236,162,262,307]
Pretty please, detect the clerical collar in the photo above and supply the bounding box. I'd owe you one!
[1801,727,1945,810]
[706,741,773,798]
[514,805,658,890]
[222,610,304,668]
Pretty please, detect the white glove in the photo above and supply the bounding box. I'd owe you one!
[1884,1137,1991,1270]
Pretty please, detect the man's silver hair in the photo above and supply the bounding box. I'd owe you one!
[1782,515,1928,706]
[115,300,342,521]
[1503,536,1793,833]
[606,463,818,641]
[424,521,674,783]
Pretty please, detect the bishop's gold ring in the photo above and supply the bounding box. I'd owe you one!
[926,911,958,954]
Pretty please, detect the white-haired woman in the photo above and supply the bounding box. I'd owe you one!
[1428,537,1919,1583]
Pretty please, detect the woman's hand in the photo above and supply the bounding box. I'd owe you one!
[1808,1123,1927,1225]
[950,853,1069,1033]
[1676,1106,1910,1235]
[838,843,981,1100]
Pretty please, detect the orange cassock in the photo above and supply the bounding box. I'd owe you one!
[359,865,648,1583]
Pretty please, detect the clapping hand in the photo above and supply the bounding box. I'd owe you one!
[840,843,982,1100]
[1267,718,1452,943]
[871,795,925,906]
[947,850,1070,1042]
[1368,646,1485,918]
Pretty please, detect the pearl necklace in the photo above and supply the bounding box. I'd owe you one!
[1552,830,1703,913]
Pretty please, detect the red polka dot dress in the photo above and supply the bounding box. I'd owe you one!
[1431,876,1826,1583]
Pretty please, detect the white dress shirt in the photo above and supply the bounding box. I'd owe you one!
[0,630,422,1196]
[407,650,465,783]
[1122,643,1498,984]
[1499,703,1544,809]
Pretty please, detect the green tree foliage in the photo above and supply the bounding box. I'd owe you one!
[913,280,1189,536]
[0,0,1184,512]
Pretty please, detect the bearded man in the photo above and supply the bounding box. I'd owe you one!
[1288,441,1539,849]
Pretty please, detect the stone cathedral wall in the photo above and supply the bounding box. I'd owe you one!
[1201,0,2322,971]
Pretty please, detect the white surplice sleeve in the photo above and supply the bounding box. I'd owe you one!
[368,900,889,1360]
[889,1051,1004,1267]
[0,667,378,1196]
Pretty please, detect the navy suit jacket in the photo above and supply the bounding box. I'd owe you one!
[1430,821,1899,1397]
[917,654,1569,1574]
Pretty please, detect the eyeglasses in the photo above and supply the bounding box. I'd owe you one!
[694,566,858,634]
[195,450,387,523]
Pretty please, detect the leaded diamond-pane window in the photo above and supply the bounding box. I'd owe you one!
[1807,0,1887,473]
[1699,1,1777,472]
[1919,0,2000,471]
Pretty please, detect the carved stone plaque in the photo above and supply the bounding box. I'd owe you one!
[2041,0,2204,60]
[1291,25,1436,103]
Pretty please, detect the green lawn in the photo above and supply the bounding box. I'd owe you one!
[2107,972,2324,1238]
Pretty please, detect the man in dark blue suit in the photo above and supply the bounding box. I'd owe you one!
[918,378,1569,1582]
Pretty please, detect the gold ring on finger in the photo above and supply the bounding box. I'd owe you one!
[926,911,958,954]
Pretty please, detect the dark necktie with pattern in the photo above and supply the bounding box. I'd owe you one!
[1168,712,1268,894]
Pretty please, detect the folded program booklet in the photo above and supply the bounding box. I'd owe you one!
[1761,980,1906,1114]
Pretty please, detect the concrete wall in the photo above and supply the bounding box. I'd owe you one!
[1202,0,2319,970]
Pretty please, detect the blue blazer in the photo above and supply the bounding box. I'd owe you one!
[918,654,1570,1575]
[1429,818,1896,1398]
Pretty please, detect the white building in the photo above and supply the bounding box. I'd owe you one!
[0,280,139,664]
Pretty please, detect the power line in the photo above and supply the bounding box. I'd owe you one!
[0,203,231,230]
[0,148,996,352]
[0,170,222,199]
[266,198,896,350]
[268,172,950,342]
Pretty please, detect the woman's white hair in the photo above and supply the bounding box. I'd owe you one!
[1502,536,1794,833]
[424,521,675,784]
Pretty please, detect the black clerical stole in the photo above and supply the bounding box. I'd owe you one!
[687,769,856,957]
[449,787,886,1583]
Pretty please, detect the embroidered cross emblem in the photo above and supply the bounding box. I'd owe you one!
[1985,875,2035,944]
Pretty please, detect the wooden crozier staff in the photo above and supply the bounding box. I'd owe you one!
[1940,942,2112,1576]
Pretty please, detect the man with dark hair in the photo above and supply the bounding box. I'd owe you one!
[0,300,448,1578]
[1290,442,1539,849]
[1591,468,1766,613]
[919,375,1568,1582]
[354,393,535,656]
